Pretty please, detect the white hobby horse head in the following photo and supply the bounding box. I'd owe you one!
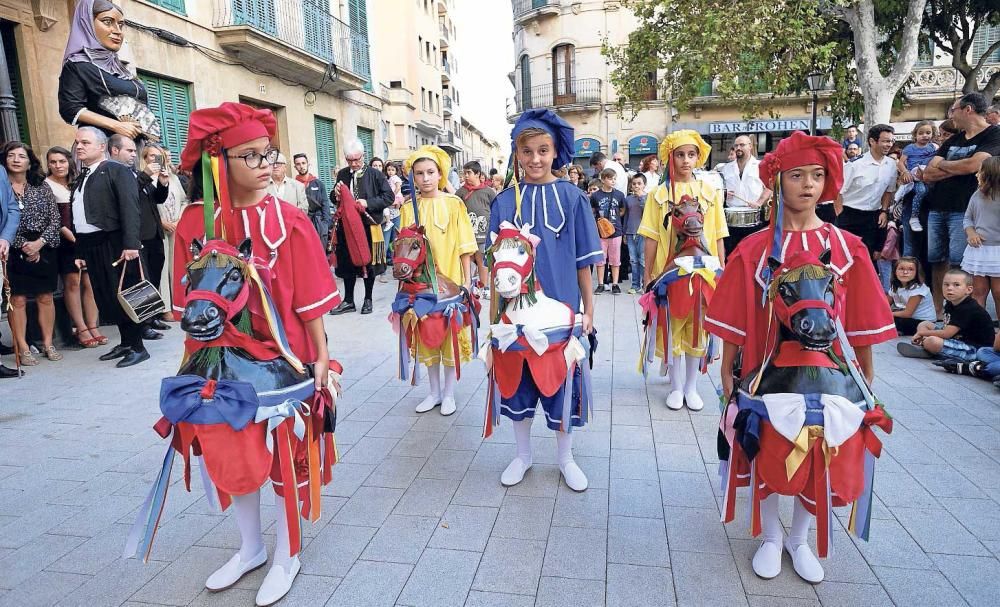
[487,222,541,301]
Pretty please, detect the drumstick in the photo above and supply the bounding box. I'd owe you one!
[727,192,762,207]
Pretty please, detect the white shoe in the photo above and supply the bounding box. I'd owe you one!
[751,541,782,579]
[440,396,457,416]
[206,547,267,591]
[415,394,440,413]
[500,456,532,486]
[255,557,301,606]
[560,459,589,492]
[685,390,704,412]
[666,390,684,410]
[908,217,923,232]
[785,540,824,584]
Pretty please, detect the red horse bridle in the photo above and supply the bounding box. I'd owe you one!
[491,227,536,295]
[670,196,706,252]
[393,226,428,277]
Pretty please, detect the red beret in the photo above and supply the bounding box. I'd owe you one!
[758,131,844,204]
[180,102,277,171]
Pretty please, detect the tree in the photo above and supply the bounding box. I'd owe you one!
[921,0,1000,100]
[605,0,927,128]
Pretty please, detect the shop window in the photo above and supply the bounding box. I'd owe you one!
[137,72,193,164]
[314,116,337,189]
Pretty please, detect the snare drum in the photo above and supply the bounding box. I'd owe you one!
[724,207,764,228]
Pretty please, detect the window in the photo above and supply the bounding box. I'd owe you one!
[146,0,186,14]
[519,54,531,110]
[357,127,374,160]
[973,24,1000,65]
[314,116,337,189]
[231,0,276,36]
[348,0,372,90]
[421,87,426,110]
[1,23,28,143]
[138,72,193,163]
[304,0,333,61]
[552,44,575,103]
[418,36,423,61]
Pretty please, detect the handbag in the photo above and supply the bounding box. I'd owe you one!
[597,217,616,239]
[117,258,166,323]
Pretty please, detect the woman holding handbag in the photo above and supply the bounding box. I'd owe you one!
[3,142,62,365]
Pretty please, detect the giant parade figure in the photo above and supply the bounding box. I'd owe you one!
[124,103,343,606]
[706,132,896,583]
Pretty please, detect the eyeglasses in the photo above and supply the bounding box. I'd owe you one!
[227,148,279,169]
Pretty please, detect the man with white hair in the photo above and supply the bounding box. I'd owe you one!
[987,104,1000,126]
[267,152,309,212]
[329,138,394,315]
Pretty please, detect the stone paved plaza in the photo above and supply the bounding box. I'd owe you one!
[2,284,1000,607]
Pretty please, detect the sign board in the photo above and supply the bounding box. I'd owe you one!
[574,137,601,157]
[708,119,811,134]
[628,135,658,155]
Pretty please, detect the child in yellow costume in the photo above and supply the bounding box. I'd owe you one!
[400,145,478,415]
[638,130,728,411]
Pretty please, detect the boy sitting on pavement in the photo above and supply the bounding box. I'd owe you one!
[897,268,996,361]
[934,330,1000,389]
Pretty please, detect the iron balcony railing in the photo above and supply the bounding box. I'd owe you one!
[513,0,558,19]
[443,96,453,111]
[514,78,601,113]
[214,0,370,80]
[440,130,456,145]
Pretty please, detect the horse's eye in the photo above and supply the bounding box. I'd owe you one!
[228,270,241,281]
[517,245,525,255]
[778,284,791,297]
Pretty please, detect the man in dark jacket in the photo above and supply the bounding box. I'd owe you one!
[329,139,394,315]
[71,127,149,367]
[109,135,170,339]
[293,152,331,249]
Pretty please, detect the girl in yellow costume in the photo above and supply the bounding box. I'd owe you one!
[400,145,477,415]
[638,130,728,411]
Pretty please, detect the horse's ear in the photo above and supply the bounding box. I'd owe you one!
[237,238,253,259]
[190,238,203,256]
[767,255,782,273]
[818,248,832,266]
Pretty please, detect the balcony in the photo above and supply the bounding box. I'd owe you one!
[510,78,601,118]
[213,0,370,92]
[439,19,450,48]
[385,85,416,109]
[513,0,559,24]
[439,130,462,152]
[907,64,999,98]
[442,59,452,82]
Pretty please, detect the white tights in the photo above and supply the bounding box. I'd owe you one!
[231,489,299,566]
[511,418,575,465]
[424,363,457,400]
[760,493,813,548]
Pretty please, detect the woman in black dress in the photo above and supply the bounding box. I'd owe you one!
[4,142,61,365]
[58,0,156,143]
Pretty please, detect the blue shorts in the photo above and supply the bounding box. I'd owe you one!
[939,339,979,362]
[927,211,966,265]
[499,361,585,431]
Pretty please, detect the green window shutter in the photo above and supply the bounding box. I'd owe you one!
[1,24,28,143]
[314,116,337,191]
[303,0,333,62]
[147,0,186,15]
[348,0,372,90]
[138,72,193,165]
[357,127,374,160]
[973,24,1000,65]
[232,0,277,36]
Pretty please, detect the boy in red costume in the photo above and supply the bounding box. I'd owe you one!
[172,103,340,605]
[706,131,895,583]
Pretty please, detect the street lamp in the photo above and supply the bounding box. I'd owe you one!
[806,72,825,136]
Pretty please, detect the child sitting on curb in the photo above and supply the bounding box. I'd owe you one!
[897,268,995,361]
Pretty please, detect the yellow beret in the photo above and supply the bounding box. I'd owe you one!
[658,130,711,168]
[404,145,451,190]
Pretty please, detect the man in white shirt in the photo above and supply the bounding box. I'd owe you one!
[719,135,772,250]
[266,153,309,212]
[589,152,628,194]
[836,124,898,258]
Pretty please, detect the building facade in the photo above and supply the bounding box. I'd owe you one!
[371,0,502,172]
[510,0,1000,171]
[0,0,383,190]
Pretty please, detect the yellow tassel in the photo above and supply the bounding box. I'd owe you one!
[370,225,385,265]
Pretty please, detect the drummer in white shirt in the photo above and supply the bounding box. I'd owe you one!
[719,135,772,251]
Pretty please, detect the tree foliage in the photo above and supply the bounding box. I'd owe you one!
[604,0,929,129]
[604,0,848,120]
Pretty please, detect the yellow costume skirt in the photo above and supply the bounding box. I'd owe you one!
[414,326,473,368]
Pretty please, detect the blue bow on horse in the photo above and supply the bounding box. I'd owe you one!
[159,375,260,431]
[391,291,439,318]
